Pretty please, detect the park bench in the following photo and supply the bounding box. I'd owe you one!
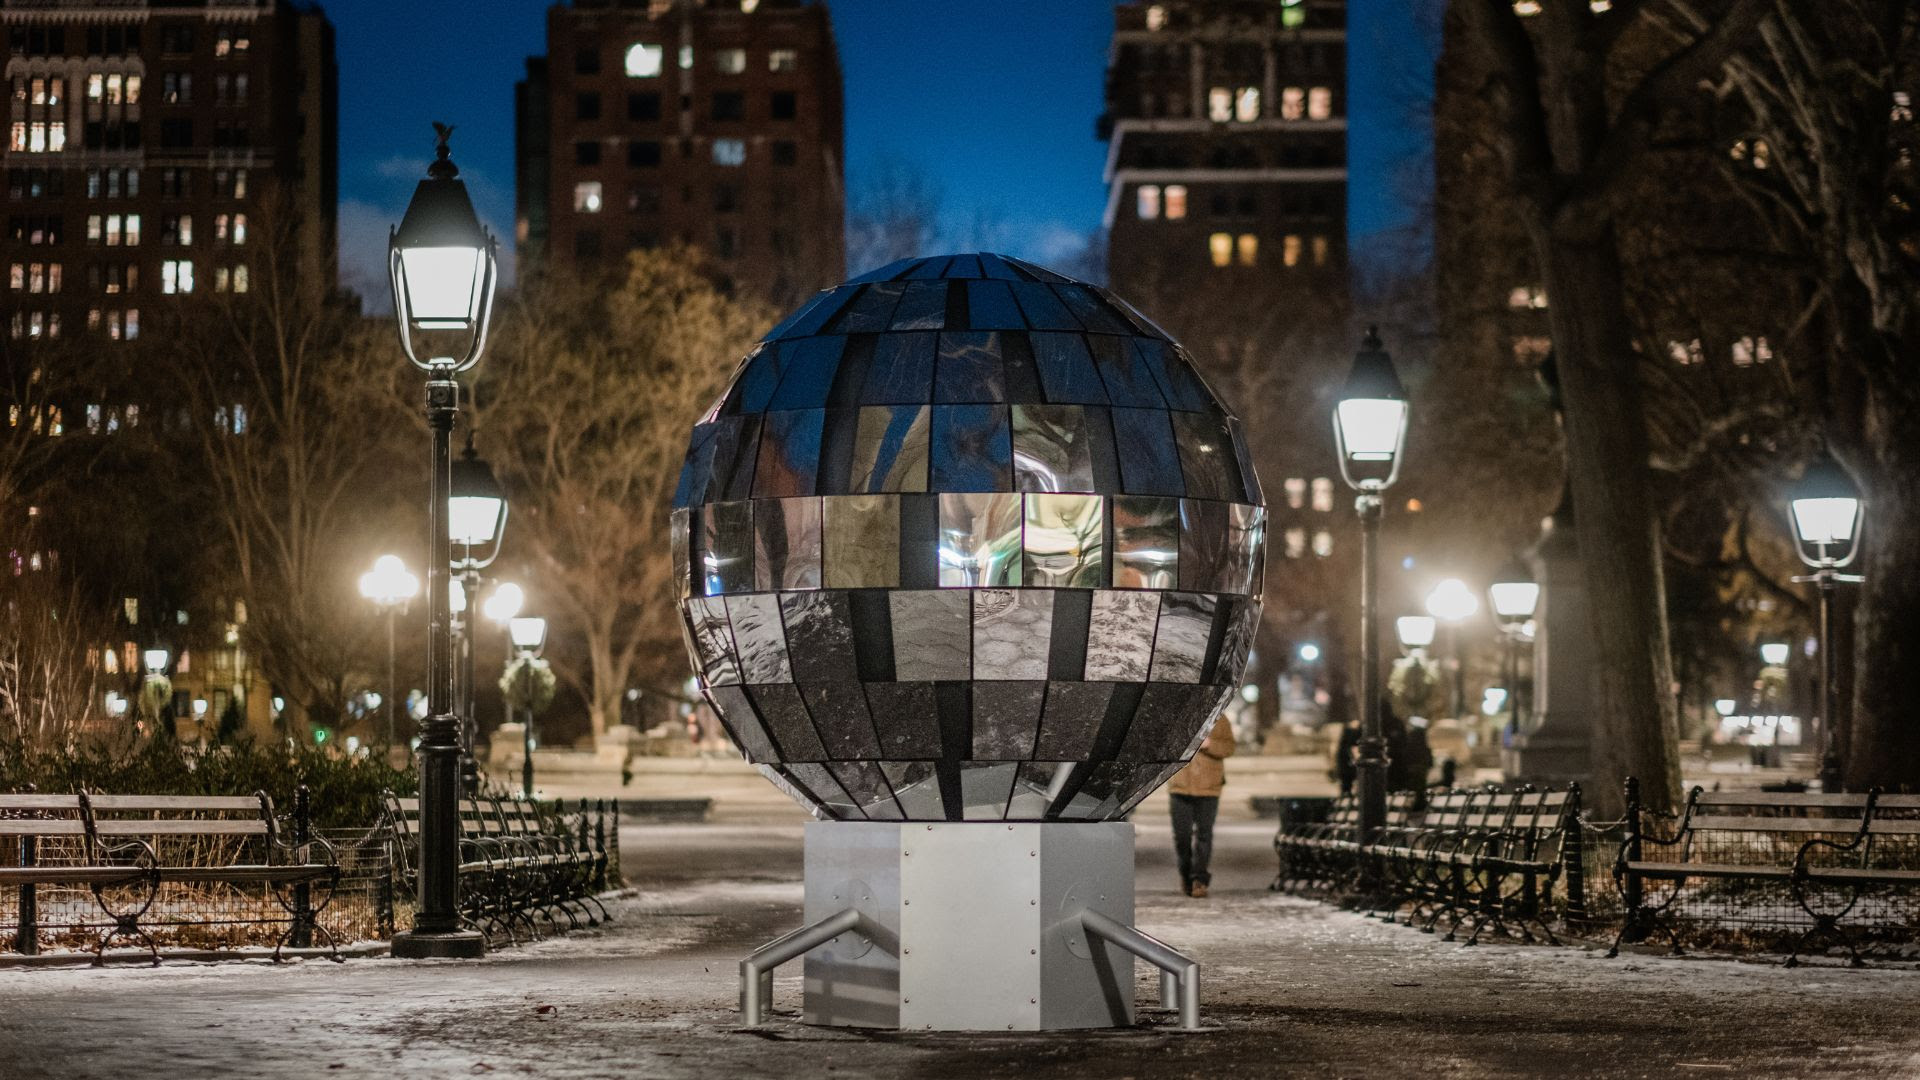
[2,790,336,963]
[384,793,613,946]
[1613,780,1920,964]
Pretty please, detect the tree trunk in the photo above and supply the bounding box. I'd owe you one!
[1846,390,1920,791]
[1536,229,1685,813]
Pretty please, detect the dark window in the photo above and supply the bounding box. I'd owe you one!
[160,24,195,55]
[576,92,601,120]
[575,46,600,75]
[715,225,738,259]
[627,229,658,250]
[771,140,797,167]
[770,91,797,120]
[627,92,660,121]
[711,92,744,122]
[627,185,659,213]
[213,122,248,148]
[713,184,738,213]
[575,140,602,166]
[159,119,193,148]
[574,230,602,259]
[627,140,661,167]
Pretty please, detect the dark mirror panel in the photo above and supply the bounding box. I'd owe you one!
[726,593,793,683]
[890,280,947,331]
[1009,761,1075,818]
[706,684,776,761]
[671,507,692,599]
[1087,334,1166,408]
[861,332,938,405]
[1030,332,1110,406]
[1171,411,1239,501]
[959,761,1019,819]
[1011,405,1097,494]
[965,280,1025,330]
[767,335,848,411]
[827,761,903,819]
[800,680,884,760]
[1050,285,1131,335]
[699,501,754,595]
[929,404,1013,491]
[747,684,826,760]
[881,760,947,818]
[1110,408,1184,496]
[1034,681,1114,759]
[837,281,906,333]
[753,497,823,592]
[934,331,1007,404]
[867,682,944,757]
[688,596,741,687]
[752,409,826,498]
[1226,503,1266,596]
[1010,282,1079,331]
[971,681,1046,760]
[780,590,858,682]
[1177,499,1231,593]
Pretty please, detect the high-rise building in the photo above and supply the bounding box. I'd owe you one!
[1099,1,1354,728]
[516,0,845,306]
[1099,0,1347,318]
[1,0,337,346]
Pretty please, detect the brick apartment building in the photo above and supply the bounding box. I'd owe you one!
[515,0,844,306]
[1,0,336,347]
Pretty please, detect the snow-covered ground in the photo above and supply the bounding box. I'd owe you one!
[1,821,1916,1079]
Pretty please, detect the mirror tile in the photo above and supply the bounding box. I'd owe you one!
[1011,405,1097,494]
[822,493,901,589]
[849,406,930,493]
[934,331,1006,403]
[971,681,1046,759]
[866,682,944,757]
[960,762,1019,819]
[779,590,857,682]
[938,492,1023,587]
[699,501,754,595]
[971,589,1053,680]
[753,497,822,592]
[887,589,971,680]
[1149,591,1216,683]
[1034,681,1114,759]
[1085,590,1161,681]
[725,593,792,683]
[861,332,937,405]
[1112,495,1179,589]
[1030,332,1109,406]
[929,404,1012,491]
[1022,493,1105,587]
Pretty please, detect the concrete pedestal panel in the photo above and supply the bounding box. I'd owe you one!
[801,821,1137,1030]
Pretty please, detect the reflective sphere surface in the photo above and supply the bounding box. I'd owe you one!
[673,254,1265,821]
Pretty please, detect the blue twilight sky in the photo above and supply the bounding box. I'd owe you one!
[326,0,1434,299]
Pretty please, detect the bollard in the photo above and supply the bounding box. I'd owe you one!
[291,785,314,949]
[17,833,38,956]
[1619,777,1643,942]
[1562,783,1588,923]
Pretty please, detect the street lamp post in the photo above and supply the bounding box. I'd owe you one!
[1787,453,1864,793]
[508,615,548,799]
[387,125,497,961]
[1425,578,1479,723]
[451,440,508,793]
[1333,327,1408,856]
[358,555,420,750]
[1488,559,1540,729]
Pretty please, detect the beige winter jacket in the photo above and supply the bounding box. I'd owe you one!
[1167,715,1236,797]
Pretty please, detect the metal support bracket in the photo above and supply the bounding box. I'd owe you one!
[739,907,862,1025]
[1078,908,1202,1031]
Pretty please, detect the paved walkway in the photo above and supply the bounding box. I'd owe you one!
[1,822,1916,1078]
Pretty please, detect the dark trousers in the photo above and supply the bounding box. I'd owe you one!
[1169,793,1220,888]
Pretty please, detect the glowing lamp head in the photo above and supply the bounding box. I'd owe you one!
[388,124,498,371]
[1426,578,1478,623]
[1488,558,1539,625]
[143,648,169,675]
[1788,453,1863,569]
[1395,615,1436,649]
[509,616,548,651]
[1333,327,1408,491]
[450,441,508,567]
[1297,643,1320,664]
[1714,698,1737,717]
[483,582,524,625]
[359,554,420,607]
[1760,642,1790,667]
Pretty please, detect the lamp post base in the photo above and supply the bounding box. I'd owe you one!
[390,929,487,960]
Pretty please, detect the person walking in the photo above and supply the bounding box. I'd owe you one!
[1168,713,1236,898]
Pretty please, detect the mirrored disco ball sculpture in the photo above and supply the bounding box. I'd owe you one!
[673,253,1265,824]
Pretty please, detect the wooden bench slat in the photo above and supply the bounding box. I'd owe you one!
[0,865,148,885]
[0,795,85,811]
[1803,867,1920,884]
[1695,792,1874,809]
[87,795,264,811]
[0,820,87,835]
[93,820,268,836]
[157,864,333,884]
[1685,815,1870,834]
[1623,861,1793,879]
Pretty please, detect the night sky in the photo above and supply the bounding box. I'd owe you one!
[327,0,1433,298]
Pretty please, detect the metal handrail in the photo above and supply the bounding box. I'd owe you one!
[739,907,862,1025]
[1079,908,1201,1030]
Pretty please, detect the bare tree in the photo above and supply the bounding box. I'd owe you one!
[1449,0,1775,809]
[478,248,774,739]
[845,155,944,276]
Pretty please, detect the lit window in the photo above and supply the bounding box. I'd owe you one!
[1281,87,1305,120]
[712,138,746,166]
[1308,87,1332,120]
[1137,184,1161,219]
[124,309,139,339]
[1312,235,1329,265]
[769,49,798,72]
[1208,87,1232,123]
[233,265,249,293]
[126,75,141,104]
[1667,339,1704,365]
[1146,4,1167,30]
[1284,478,1306,509]
[1283,4,1306,28]
[1311,478,1334,512]
[5,264,18,291]
[214,266,229,292]
[231,213,246,245]
[88,74,103,101]
[741,0,760,10]
[715,48,746,75]
[1236,233,1257,266]
[1283,234,1302,266]
[161,259,193,294]
[624,43,663,77]
[1894,91,1914,122]
[1235,87,1260,122]
[1285,528,1306,559]
[1312,531,1333,557]
[573,181,604,213]
[679,45,694,70]
[1209,232,1232,267]
[125,214,140,246]
[1164,184,1187,219]
[1514,0,1542,14]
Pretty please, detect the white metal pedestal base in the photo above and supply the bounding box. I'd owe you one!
[739,821,1200,1031]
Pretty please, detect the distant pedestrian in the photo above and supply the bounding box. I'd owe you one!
[1399,717,1435,798]
[1168,713,1236,898]
[1438,757,1458,789]
[1335,719,1360,795]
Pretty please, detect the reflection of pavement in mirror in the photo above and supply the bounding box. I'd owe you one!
[8,823,1917,1078]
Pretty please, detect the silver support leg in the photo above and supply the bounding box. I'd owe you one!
[1079,908,1202,1031]
[1160,969,1177,1009]
[739,907,862,1025]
